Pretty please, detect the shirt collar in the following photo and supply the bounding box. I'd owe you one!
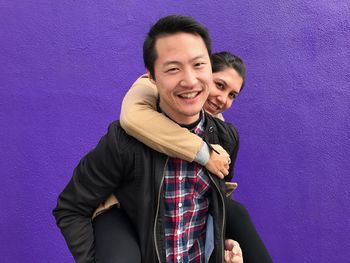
[157,99,206,135]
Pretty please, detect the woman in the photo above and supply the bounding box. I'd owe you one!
[93,52,272,263]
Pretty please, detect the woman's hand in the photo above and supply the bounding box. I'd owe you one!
[224,239,243,263]
[205,144,230,179]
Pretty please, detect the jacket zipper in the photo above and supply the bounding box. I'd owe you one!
[154,157,168,262]
[208,173,226,261]
[205,124,226,261]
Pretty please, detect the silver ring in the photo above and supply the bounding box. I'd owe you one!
[228,157,231,164]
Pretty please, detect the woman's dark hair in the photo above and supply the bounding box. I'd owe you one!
[211,51,246,90]
[143,15,212,80]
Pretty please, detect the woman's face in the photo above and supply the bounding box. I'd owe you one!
[204,67,244,115]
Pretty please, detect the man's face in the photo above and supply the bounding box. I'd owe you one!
[150,32,212,125]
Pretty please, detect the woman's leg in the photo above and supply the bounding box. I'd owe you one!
[225,198,273,263]
[93,207,141,263]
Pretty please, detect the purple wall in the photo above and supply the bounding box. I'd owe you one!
[1,1,349,262]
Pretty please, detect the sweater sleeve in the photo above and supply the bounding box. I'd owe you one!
[53,122,125,263]
[226,124,240,182]
[120,74,203,162]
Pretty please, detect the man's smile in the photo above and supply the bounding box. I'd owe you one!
[177,90,202,99]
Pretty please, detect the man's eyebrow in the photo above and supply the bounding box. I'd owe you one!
[162,55,207,67]
[190,55,206,62]
[190,55,207,62]
[162,60,181,67]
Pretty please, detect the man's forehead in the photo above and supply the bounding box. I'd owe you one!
[155,32,207,49]
[161,55,209,66]
[154,33,209,64]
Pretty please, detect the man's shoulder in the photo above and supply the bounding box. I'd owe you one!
[107,120,123,136]
[106,120,144,148]
[107,120,157,151]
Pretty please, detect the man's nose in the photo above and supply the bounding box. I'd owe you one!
[180,69,198,87]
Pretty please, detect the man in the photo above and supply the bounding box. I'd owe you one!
[53,15,242,263]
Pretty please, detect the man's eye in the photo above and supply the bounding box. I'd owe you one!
[166,68,179,73]
[194,62,206,68]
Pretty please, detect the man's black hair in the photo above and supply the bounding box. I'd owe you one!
[143,15,212,80]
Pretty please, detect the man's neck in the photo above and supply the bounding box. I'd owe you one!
[157,100,203,130]
[178,111,203,130]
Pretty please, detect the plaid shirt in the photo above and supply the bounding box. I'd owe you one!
[163,114,211,263]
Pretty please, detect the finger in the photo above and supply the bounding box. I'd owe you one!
[224,250,234,262]
[225,240,243,263]
[211,144,228,155]
[224,250,229,261]
[219,154,229,162]
[225,239,241,250]
[232,245,242,256]
[231,240,240,248]
[225,239,235,250]
[222,167,229,177]
[218,156,230,170]
[231,254,243,263]
[216,170,224,179]
[224,161,229,169]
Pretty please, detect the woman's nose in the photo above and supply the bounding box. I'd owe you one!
[217,94,227,105]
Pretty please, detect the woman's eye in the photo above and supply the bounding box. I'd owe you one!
[215,82,224,89]
[229,93,237,99]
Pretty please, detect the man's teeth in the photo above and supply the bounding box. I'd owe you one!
[179,92,199,99]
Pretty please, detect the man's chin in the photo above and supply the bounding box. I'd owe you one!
[181,105,204,115]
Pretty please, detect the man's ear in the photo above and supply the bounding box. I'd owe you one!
[146,70,156,84]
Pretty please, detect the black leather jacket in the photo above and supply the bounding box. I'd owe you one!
[53,113,239,263]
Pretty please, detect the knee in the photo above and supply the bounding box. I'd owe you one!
[227,200,252,222]
[95,241,141,263]
[234,201,250,217]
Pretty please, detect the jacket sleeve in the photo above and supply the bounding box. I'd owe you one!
[224,123,240,183]
[120,74,203,162]
[52,122,125,263]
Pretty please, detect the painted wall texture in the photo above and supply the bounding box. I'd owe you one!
[1,1,349,262]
